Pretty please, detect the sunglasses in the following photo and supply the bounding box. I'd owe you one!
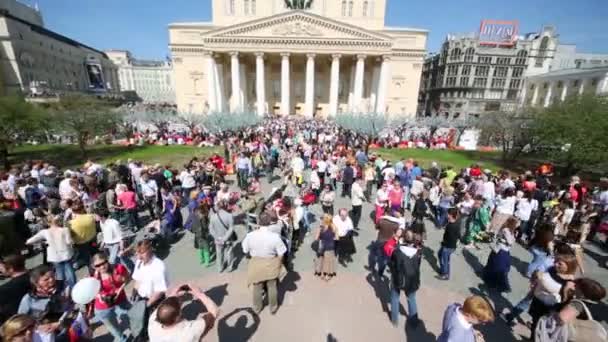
[94,261,108,268]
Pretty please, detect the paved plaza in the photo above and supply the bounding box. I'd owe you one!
[112,173,608,342]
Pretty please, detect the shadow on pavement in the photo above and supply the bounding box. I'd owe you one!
[365,272,398,320]
[406,320,436,342]
[422,245,440,274]
[278,271,301,306]
[217,307,260,342]
[509,253,530,278]
[181,283,229,321]
[583,243,608,269]
[462,248,484,279]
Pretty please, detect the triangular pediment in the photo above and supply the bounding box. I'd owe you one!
[203,10,392,42]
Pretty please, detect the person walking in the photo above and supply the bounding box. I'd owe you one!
[26,215,76,288]
[341,162,354,198]
[333,209,355,266]
[192,202,212,267]
[350,178,366,229]
[483,217,517,292]
[389,230,422,327]
[241,213,287,314]
[209,200,236,273]
[437,208,460,280]
[314,214,337,281]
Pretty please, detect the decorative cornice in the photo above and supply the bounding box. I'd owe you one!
[202,37,392,49]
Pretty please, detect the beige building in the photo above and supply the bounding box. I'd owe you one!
[106,50,175,103]
[0,0,118,95]
[169,0,427,117]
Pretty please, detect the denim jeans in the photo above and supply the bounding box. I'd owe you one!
[372,240,388,276]
[436,206,449,227]
[237,169,248,189]
[105,244,134,273]
[95,300,131,342]
[438,246,455,278]
[391,286,418,325]
[53,260,76,288]
[507,292,533,322]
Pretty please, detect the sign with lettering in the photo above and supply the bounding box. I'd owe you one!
[479,20,518,46]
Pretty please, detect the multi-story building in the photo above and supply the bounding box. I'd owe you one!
[0,0,119,95]
[550,44,608,71]
[105,50,175,103]
[169,0,428,117]
[418,22,558,119]
[522,66,608,107]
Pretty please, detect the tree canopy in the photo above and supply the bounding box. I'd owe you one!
[531,94,608,173]
[0,96,45,168]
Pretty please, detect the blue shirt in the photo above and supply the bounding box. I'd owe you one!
[411,166,422,179]
[437,303,475,342]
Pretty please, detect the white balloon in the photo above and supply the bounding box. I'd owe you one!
[71,277,101,305]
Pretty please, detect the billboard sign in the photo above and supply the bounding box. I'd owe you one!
[479,20,518,46]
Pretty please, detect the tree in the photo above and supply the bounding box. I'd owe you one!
[49,95,120,157]
[335,112,408,153]
[203,112,262,133]
[474,110,534,162]
[0,96,45,169]
[531,94,608,175]
[133,109,177,134]
[178,112,206,132]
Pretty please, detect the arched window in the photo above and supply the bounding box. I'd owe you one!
[464,48,475,62]
[244,0,249,15]
[362,1,369,16]
[348,0,354,17]
[341,0,347,16]
[450,48,462,61]
[226,0,235,15]
[251,0,256,14]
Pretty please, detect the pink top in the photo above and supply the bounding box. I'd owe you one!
[117,191,137,209]
[388,188,403,206]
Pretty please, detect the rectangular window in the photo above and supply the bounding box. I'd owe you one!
[509,79,521,89]
[475,66,489,76]
[459,77,469,87]
[478,56,492,64]
[496,57,510,65]
[494,67,508,77]
[512,67,524,78]
[461,65,471,76]
[473,77,487,88]
[445,77,457,87]
[491,78,506,88]
[447,65,458,76]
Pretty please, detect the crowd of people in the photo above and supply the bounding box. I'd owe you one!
[0,117,606,342]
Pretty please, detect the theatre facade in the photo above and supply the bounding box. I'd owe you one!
[168,0,427,117]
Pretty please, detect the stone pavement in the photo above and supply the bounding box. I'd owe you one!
[147,174,608,342]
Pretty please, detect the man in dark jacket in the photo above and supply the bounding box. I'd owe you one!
[341,162,354,198]
[438,208,461,280]
[389,230,421,327]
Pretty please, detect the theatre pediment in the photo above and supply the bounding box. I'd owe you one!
[203,10,392,43]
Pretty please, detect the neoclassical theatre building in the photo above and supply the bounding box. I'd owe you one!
[169,0,427,117]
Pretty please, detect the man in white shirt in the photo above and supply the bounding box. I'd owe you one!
[148,283,219,342]
[333,209,355,265]
[59,173,77,200]
[98,210,126,266]
[140,173,159,219]
[178,167,196,202]
[241,213,287,314]
[132,240,169,307]
[351,179,366,229]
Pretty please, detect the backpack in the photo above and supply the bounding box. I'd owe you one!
[535,300,608,342]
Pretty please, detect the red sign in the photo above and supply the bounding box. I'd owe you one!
[479,20,518,46]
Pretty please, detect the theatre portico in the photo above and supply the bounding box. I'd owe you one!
[169,1,427,117]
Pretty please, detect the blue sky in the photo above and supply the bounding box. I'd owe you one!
[29,0,608,60]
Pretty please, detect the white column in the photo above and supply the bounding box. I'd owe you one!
[230,52,241,112]
[531,85,539,105]
[348,62,356,111]
[375,55,390,114]
[214,62,224,112]
[369,63,381,112]
[255,52,266,116]
[304,54,315,118]
[239,63,248,111]
[353,54,366,112]
[281,53,290,115]
[543,82,553,107]
[329,54,341,116]
[205,52,217,113]
[560,83,568,102]
[597,73,608,95]
[578,81,585,95]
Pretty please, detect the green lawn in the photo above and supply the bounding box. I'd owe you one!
[371,148,504,172]
[10,144,222,169]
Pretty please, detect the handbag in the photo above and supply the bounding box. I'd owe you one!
[566,300,608,342]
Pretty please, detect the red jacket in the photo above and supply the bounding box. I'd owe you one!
[384,238,398,257]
